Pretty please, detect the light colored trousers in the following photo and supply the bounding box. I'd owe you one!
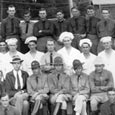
[14,93,29,115]
[73,94,87,115]
[90,93,108,111]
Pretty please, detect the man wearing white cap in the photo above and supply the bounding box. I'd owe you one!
[79,38,96,75]
[57,31,81,76]
[3,38,24,77]
[89,56,114,115]
[23,36,44,76]
[98,36,115,86]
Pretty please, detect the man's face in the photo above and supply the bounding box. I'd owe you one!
[103,41,112,50]
[55,65,63,72]
[47,41,55,52]
[8,44,17,52]
[81,43,90,54]
[108,91,115,102]
[12,62,21,71]
[87,9,95,17]
[71,8,80,18]
[63,37,72,47]
[24,13,31,22]
[32,68,40,75]
[74,66,83,75]
[28,42,36,50]
[7,7,16,17]
[102,10,110,19]
[56,12,64,20]
[0,42,7,51]
[39,10,47,19]
[1,95,9,107]
[95,64,104,73]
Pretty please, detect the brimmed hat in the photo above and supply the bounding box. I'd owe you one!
[31,60,40,69]
[100,36,112,43]
[94,56,104,65]
[54,56,63,66]
[6,38,18,45]
[73,59,84,70]
[25,36,37,44]
[58,31,74,42]
[79,38,92,47]
[10,55,23,64]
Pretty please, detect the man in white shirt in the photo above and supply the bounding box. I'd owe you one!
[98,36,115,86]
[5,55,29,115]
[3,38,24,77]
[23,36,44,75]
[57,32,81,75]
[79,38,96,75]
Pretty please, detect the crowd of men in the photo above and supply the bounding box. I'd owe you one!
[0,3,115,115]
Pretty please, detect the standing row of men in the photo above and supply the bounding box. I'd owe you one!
[1,5,115,55]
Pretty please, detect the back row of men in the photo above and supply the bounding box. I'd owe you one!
[1,5,115,55]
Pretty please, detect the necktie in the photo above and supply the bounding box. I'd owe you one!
[4,108,7,115]
[59,21,62,33]
[11,18,14,33]
[104,20,107,27]
[50,53,53,66]
[57,74,60,80]
[89,17,92,32]
[75,18,78,30]
[17,72,21,90]
[25,22,29,33]
[42,21,45,30]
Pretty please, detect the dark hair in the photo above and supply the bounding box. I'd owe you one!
[87,5,94,10]
[0,92,9,99]
[39,8,47,12]
[24,10,30,16]
[8,5,15,9]
[71,7,79,11]
[56,9,64,14]
[107,87,115,92]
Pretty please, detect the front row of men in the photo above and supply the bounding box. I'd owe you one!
[0,55,114,115]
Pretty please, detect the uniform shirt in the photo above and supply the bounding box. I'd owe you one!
[27,73,49,96]
[53,19,68,39]
[89,69,114,94]
[98,49,115,85]
[48,71,71,94]
[23,51,44,75]
[86,16,100,35]
[33,19,53,38]
[97,18,115,38]
[1,16,20,39]
[40,51,60,66]
[0,105,20,115]
[71,72,90,96]
[58,47,81,75]
[80,52,96,75]
[3,51,24,77]
[20,21,34,40]
[67,16,86,34]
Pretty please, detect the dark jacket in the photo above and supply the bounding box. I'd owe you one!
[5,70,29,98]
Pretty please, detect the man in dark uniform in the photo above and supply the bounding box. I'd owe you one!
[1,5,21,51]
[86,5,100,55]
[67,7,86,49]
[33,8,54,52]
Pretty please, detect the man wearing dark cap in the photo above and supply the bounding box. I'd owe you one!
[5,55,29,115]
[27,60,49,115]
[70,59,90,115]
[48,56,71,115]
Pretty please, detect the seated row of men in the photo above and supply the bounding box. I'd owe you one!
[0,53,114,115]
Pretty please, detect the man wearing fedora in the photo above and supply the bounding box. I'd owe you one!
[48,56,71,115]
[89,56,114,115]
[27,60,49,115]
[5,55,29,115]
[70,59,90,115]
